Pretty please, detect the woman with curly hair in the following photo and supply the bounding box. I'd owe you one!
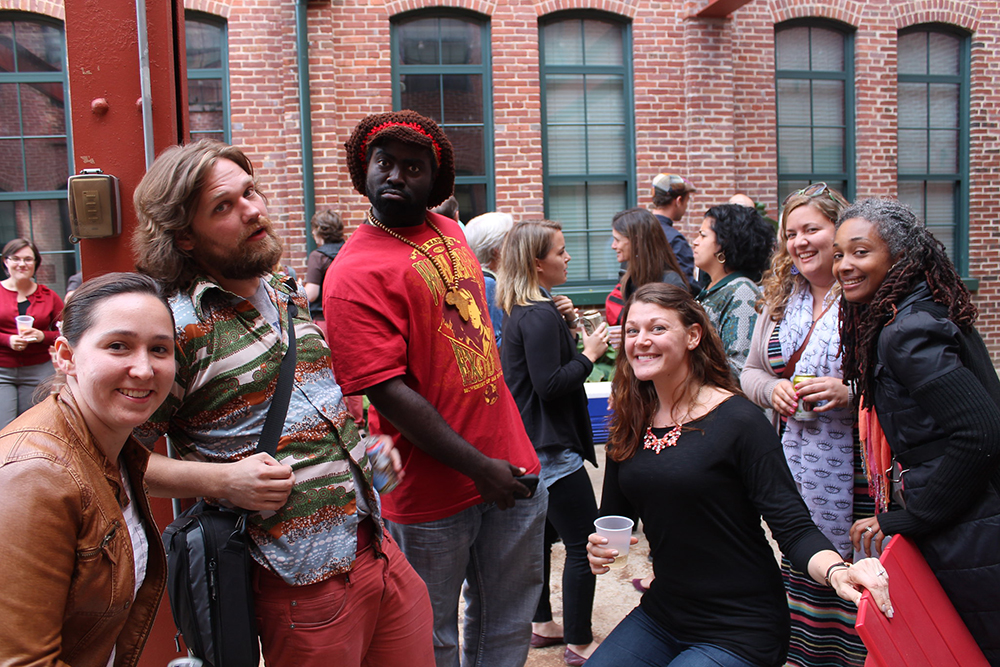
[835,198,1000,666]
[741,184,870,667]
[692,203,775,379]
[584,283,891,667]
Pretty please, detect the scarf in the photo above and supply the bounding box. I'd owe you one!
[779,286,858,557]
[859,399,891,514]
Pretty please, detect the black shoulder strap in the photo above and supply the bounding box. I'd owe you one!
[257,301,297,457]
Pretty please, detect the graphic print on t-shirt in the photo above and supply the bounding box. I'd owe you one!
[409,233,502,403]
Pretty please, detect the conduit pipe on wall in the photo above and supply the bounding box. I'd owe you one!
[296,0,317,252]
[135,0,155,168]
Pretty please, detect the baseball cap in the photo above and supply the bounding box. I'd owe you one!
[652,173,697,195]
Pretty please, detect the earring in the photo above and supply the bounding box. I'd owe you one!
[715,251,726,264]
[790,264,800,275]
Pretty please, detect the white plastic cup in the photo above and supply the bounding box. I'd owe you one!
[594,515,634,569]
[15,315,33,335]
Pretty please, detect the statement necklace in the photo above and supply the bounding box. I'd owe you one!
[643,389,702,454]
[366,210,473,321]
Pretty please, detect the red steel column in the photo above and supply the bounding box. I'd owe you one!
[64,1,187,664]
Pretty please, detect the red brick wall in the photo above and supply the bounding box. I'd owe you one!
[5,0,1000,360]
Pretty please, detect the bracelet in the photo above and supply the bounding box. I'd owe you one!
[825,561,850,587]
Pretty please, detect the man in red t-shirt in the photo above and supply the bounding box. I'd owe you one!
[324,111,546,667]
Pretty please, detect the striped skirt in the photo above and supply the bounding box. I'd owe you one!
[781,443,874,667]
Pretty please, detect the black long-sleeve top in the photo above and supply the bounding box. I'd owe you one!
[500,298,596,464]
[600,396,833,666]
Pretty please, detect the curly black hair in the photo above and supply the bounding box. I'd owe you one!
[703,204,776,282]
[343,110,455,208]
[836,197,976,407]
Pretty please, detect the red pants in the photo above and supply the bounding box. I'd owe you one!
[253,528,434,667]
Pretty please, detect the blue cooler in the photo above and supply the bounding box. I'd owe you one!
[585,381,612,444]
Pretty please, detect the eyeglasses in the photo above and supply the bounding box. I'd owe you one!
[6,256,35,265]
[782,182,831,206]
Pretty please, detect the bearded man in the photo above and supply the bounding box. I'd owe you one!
[131,140,435,667]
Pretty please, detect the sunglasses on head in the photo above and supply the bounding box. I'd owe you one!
[782,182,832,206]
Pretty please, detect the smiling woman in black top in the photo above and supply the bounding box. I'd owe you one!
[498,219,609,665]
[586,283,891,667]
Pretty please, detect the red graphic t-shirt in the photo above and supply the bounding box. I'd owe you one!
[324,213,540,524]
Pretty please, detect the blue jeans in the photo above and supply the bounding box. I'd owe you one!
[586,606,764,667]
[387,484,548,667]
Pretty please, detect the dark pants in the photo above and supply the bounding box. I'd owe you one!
[533,465,598,645]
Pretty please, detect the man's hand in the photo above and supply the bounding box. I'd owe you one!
[471,459,530,510]
[223,452,295,511]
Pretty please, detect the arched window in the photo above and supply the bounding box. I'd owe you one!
[897,26,970,271]
[0,13,75,294]
[392,11,493,220]
[185,12,230,143]
[775,21,855,202]
[539,12,634,293]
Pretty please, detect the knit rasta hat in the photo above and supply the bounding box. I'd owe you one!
[344,110,455,208]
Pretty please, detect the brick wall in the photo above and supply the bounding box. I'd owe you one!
[5,0,1000,358]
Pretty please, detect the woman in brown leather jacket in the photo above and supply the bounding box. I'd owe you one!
[0,273,174,667]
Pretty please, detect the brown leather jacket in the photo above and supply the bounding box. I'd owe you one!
[0,390,166,667]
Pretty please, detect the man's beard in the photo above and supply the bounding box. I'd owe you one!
[196,218,284,281]
[369,187,428,225]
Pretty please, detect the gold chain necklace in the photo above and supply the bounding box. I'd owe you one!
[366,210,473,321]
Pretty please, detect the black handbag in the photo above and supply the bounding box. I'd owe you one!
[162,302,298,667]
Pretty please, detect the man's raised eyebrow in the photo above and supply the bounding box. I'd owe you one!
[206,173,254,204]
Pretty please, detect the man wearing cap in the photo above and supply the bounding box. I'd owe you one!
[131,139,434,667]
[650,172,699,286]
[323,111,547,667]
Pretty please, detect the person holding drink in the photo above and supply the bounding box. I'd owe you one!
[0,238,63,429]
[585,283,891,667]
[498,219,608,665]
[741,183,870,666]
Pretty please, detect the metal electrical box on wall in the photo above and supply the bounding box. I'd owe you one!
[67,169,122,240]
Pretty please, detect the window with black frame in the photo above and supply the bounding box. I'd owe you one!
[896,26,969,273]
[391,12,493,221]
[539,13,635,298]
[775,21,854,205]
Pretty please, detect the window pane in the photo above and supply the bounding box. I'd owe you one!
[586,76,625,124]
[777,127,811,173]
[440,18,481,65]
[12,20,64,72]
[546,75,586,124]
[0,138,26,190]
[547,125,587,175]
[776,79,810,126]
[929,129,958,173]
[186,19,223,69]
[811,79,844,126]
[548,184,586,227]
[441,75,483,123]
[812,128,844,172]
[187,78,224,136]
[398,19,439,65]
[400,74,442,121]
[928,32,959,76]
[453,182,487,221]
[775,26,809,70]
[810,27,844,72]
[446,126,485,176]
[897,82,927,129]
[929,83,958,128]
[543,21,583,66]
[19,82,67,136]
[584,20,623,65]
[898,129,928,174]
[897,181,924,217]
[898,32,926,75]
[587,126,626,173]
[0,83,20,136]
[0,199,74,295]
[24,137,67,190]
[925,181,955,256]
